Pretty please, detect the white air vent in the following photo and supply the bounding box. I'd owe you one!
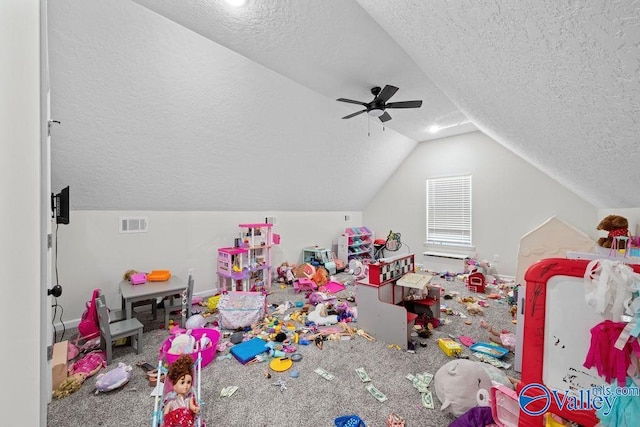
[119,216,149,234]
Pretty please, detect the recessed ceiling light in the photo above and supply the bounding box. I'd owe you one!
[225,0,246,6]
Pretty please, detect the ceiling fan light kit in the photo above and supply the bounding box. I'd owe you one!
[337,84,422,123]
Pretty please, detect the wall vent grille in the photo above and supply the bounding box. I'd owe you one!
[119,216,149,233]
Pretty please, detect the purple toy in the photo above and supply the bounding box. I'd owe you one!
[94,362,132,394]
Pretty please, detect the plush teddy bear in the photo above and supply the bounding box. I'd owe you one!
[596,215,629,249]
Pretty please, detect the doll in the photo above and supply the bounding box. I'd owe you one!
[163,355,200,427]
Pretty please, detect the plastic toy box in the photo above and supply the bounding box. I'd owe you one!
[438,338,462,356]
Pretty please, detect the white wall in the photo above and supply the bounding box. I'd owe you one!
[54,210,361,323]
[0,0,42,425]
[364,131,599,277]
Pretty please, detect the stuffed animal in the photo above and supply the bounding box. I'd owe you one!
[169,332,196,355]
[597,215,629,249]
[94,363,132,394]
[307,303,338,326]
[184,314,206,330]
[434,359,513,417]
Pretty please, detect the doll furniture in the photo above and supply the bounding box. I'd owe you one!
[96,294,144,365]
[217,223,278,292]
[239,223,276,291]
[293,277,317,294]
[217,247,250,292]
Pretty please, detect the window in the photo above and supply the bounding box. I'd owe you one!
[426,175,472,247]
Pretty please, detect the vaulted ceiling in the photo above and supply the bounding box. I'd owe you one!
[48,0,640,211]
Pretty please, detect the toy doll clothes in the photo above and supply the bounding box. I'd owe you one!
[163,391,197,427]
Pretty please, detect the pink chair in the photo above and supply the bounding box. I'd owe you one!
[293,278,317,294]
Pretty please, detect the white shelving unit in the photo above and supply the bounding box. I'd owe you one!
[337,226,374,264]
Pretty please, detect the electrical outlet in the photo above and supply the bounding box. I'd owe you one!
[344,214,350,221]
[493,254,500,262]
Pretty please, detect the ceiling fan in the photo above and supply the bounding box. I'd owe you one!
[336,85,422,123]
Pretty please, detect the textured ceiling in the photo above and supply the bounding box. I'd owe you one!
[48,0,640,211]
[357,0,640,208]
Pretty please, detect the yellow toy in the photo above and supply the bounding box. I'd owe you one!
[206,294,221,311]
[438,338,462,357]
[53,372,87,399]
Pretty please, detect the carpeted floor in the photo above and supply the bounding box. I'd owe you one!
[47,273,519,427]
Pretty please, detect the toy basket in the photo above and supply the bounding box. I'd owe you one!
[217,291,266,329]
[160,328,220,368]
[147,270,172,281]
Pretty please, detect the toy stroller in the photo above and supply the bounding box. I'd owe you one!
[151,353,205,427]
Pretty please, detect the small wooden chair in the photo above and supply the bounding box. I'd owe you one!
[96,294,144,365]
[164,270,195,328]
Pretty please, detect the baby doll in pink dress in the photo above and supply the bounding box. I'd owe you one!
[163,355,200,427]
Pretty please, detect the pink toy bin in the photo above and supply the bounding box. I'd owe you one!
[160,328,220,368]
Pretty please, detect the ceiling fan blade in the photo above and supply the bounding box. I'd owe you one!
[342,110,367,119]
[337,98,367,106]
[386,100,423,109]
[379,112,392,123]
[375,85,399,103]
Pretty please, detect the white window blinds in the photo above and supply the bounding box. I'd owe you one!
[426,175,472,246]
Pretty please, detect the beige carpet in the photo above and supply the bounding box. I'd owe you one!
[47,274,519,427]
